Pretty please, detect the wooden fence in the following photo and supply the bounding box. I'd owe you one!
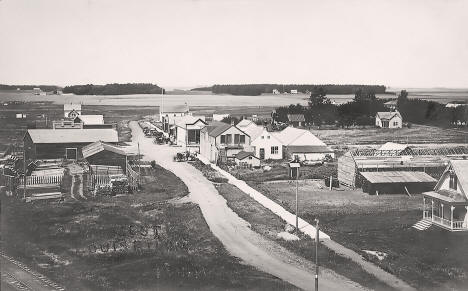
[26,175,63,186]
[89,175,111,188]
[126,162,140,190]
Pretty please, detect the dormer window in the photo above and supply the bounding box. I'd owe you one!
[449,171,458,191]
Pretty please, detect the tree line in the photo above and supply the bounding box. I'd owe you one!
[191,84,388,96]
[0,84,62,92]
[63,83,165,95]
[273,88,468,128]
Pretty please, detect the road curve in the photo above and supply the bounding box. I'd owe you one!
[129,121,365,291]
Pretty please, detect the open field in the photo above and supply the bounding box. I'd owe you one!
[252,181,468,291]
[311,124,468,146]
[1,165,295,290]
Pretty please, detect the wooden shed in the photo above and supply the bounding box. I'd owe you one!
[24,129,119,160]
[360,171,437,195]
[82,141,136,171]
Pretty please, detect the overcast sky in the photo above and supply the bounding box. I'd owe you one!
[0,0,467,88]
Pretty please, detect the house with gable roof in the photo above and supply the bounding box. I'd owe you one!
[420,159,468,231]
[375,111,402,128]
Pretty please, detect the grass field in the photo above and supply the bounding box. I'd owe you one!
[310,124,468,146]
[1,165,296,290]
[252,181,468,291]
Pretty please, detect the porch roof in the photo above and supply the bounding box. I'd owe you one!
[423,189,468,205]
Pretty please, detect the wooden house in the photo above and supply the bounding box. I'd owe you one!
[200,122,251,163]
[421,159,468,231]
[287,114,305,127]
[24,128,118,160]
[160,104,191,131]
[375,111,402,128]
[169,115,207,152]
[235,151,260,168]
[64,103,82,118]
[251,127,283,160]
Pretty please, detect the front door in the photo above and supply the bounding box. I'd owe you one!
[381,120,389,128]
[259,148,265,160]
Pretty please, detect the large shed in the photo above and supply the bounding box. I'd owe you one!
[24,128,119,160]
[360,171,437,195]
[82,141,136,171]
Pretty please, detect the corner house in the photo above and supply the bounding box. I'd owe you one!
[24,128,119,160]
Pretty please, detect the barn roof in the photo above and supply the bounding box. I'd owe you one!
[287,114,305,122]
[236,151,258,160]
[26,129,118,144]
[243,125,263,141]
[376,111,402,120]
[360,171,437,184]
[82,141,136,158]
[75,115,104,125]
[273,127,326,146]
[286,145,334,154]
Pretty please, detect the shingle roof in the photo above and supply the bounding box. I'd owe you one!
[163,104,189,113]
[287,114,305,122]
[27,129,118,144]
[207,123,232,137]
[286,145,334,154]
[236,151,257,160]
[75,115,104,125]
[376,111,402,120]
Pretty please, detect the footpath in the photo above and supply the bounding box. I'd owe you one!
[198,156,416,291]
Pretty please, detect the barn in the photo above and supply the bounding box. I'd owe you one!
[24,128,119,160]
[360,171,437,195]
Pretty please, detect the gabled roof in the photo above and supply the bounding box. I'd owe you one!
[273,127,326,146]
[287,114,305,122]
[207,123,232,137]
[163,104,189,113]
[26,129,118,144]
[286,145,334,154]
[376,111,402,120]
[236,151,258,160]
[82,141,135,158]
[450,159,468,195]
[172,115,206,128]
[384,100,398,105]
[75,115,104,125]
[423,189,468,204]
[237,119,255,128]
[243,125,264,141]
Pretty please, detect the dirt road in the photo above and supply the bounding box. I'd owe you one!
[129,121,365,291]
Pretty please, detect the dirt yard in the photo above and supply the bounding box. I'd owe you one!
[252,181,468,291]
[1,165,295,290]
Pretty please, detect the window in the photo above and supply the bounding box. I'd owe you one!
[240,135,245,144]
[393,121,398,126]
[271,146,278,155]
[226,134,232,144]
[248,157,252,160]
[449,172,458,190]
[220,135,226,144]
[234,134,240,144]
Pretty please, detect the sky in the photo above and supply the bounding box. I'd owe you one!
[0,0,467,89]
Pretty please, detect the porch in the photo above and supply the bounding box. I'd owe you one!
[422,195,468,231]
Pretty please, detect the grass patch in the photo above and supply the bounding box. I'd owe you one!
[1,163,296,290]
[215,183,396,291]
[254,181,468,290]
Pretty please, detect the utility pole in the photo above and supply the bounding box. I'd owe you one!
[23,139,26,200]
[295,167,299,234]
[137,142,141,187]
[315,218,320,291]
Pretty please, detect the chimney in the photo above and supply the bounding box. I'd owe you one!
[231,119,235,126]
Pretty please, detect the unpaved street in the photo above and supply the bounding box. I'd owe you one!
[130,121,365,291]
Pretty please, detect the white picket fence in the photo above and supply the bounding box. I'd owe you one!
[26,175,63,186]
[90,175,111,187]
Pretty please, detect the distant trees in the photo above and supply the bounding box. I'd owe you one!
[0,84,61,91]
[192,84,387,96]
[221,116,240,125]
[309,87,330,107]
[63,83,165,95]
[354,88,376,102]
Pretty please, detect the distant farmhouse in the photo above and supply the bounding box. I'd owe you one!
[160,104,191,131]
[287,114,305,127]
[272,89,280,94]
[64,103,82,118]
[290,89,298,94]
[375,111,402,128]
[384,100,398,111]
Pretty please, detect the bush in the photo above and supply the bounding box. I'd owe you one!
[151,160,156,168]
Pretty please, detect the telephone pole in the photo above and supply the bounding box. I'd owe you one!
[315,218,320,291]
